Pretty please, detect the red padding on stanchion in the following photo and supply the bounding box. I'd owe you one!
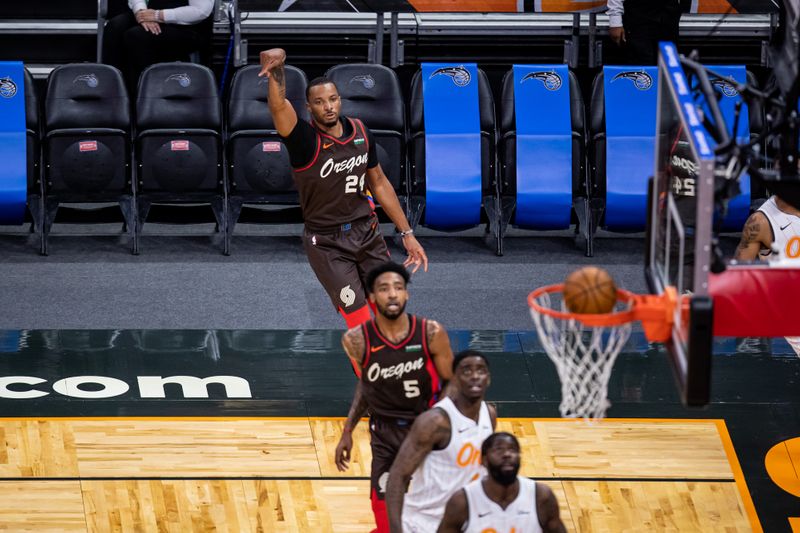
[709,267,800,336]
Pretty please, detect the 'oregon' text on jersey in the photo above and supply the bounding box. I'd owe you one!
[361,315,441,420]
[292,117,373,229]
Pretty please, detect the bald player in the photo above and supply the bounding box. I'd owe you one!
[438,432,566,533]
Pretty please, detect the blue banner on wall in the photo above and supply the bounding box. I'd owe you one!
[513,65,572,229]
[603,66,659,230]
[695,65,750,229]
[0,61,27,225]
[421,63,482,229]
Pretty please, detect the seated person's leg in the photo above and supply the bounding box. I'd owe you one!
[102,12,138,71]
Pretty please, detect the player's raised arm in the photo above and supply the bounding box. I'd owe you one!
[426,319,453,383]
[386,408,451,532]
[537,483,567,533]
[734,211,771,261]
[366,165,428,273]
[258,48,297,137]
[436,489,468,532]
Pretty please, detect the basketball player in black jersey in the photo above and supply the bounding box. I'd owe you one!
[259,49,427,333]
[335,262,454,533]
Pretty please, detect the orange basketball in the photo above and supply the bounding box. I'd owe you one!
[563,266,618,314]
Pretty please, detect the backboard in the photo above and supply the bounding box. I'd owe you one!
[645,42,714,407]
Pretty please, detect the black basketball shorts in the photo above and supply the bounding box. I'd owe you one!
[303,214,391,312]
[369,416,412,500]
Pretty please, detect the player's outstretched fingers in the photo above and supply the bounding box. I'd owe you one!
[402,235,428,273]
[335,433,352,472]
[403,255,421,274]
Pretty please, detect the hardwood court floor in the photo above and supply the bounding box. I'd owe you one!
[0,417,759,532]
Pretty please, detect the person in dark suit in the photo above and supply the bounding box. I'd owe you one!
[608,0,685,65]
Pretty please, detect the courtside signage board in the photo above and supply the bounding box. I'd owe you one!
[0,61,27,225]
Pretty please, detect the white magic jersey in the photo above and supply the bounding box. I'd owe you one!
[464,476,542,533]
[758,196,800,357]
[402,397,493,531]
[758,196,800,260]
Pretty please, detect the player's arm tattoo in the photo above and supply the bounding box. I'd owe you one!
[537,483,567,533]
[427,320,454,383]
[436,489,468,533]
[342,327,365,366]
[343,381,369,433]
[386,409,451,532]
[269,64,286,101]
[734,212,767,261]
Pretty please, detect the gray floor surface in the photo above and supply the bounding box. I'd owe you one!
[1,221,733,330]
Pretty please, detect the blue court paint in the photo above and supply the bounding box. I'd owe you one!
[421,63,482,229]
[603,65,659,230]
[0,61,27,225]
[513,65,572,229]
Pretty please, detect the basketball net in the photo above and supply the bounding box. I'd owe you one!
[529,290,631,420]
[529,284,676,420]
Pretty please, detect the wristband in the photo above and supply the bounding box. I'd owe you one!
[399,229,414,237]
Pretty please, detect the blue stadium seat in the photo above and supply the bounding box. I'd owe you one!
[695,66,762,229]
[589,66,764,239]
[589,67,659,233]
[408,65,500,254]
[499,65,589,254]
[135,62,226,254]
[225,64,308,241]
[40,63,132,255]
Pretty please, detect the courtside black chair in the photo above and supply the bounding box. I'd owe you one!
[225,64,308,242]
[135,62,226,254]
[499,68,589,253]
[408,67,500,254]
[41,63,132,255]
[325,63,408,208]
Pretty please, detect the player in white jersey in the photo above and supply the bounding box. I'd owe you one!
[386,350,497,533]
[734,194,800,355]
[438,432,566,533]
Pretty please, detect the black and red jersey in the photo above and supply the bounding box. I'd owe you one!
[360,315,442,420]
[292,117,374,230]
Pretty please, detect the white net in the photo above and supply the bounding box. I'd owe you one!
[529,291,632,420]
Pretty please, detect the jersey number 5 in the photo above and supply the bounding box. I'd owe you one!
[344,174,365,194]
[403,379,420,398]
